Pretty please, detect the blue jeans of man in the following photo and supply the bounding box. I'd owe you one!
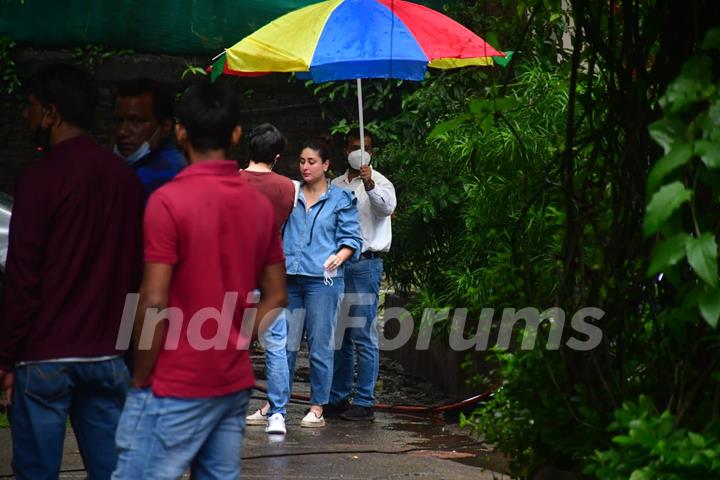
[329,258,383,407]
[10,357,130,480]
[261,314,290,415]
[285,274,344,406]
[112,387,251,480]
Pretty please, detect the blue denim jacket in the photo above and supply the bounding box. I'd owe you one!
[283,181,362,277]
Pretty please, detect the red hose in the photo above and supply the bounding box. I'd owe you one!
[252,382,501,413]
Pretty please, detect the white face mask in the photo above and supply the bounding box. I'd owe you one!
[113,141,151,165]
[348,149,371,170]
[323,266,338,286]
[113,126,161,166]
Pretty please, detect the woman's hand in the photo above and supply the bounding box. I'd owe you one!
[323,254,343,271]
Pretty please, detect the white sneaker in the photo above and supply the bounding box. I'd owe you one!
[300,410,325,428]
[246,408,268,426]
[265,413,287,434]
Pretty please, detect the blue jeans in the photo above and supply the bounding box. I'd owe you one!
[285,275,344,406]
[10,357,130,480]
[112,387,251,480]
[330,258,383,407]
[261,314,290,415]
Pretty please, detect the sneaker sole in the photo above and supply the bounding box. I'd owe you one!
[265,428,287,434]
[245,418,267,427]
[300,419,326,428]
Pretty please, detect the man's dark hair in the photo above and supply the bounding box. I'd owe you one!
[346,130,373,146]
[116,78,175,123]
[248,123,287,164]
[25,63,97,131]
[176,82,242,152]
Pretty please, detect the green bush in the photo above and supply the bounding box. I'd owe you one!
[379,63,567,315]
[587,397,720,479]
[308,1,720,476]
[585,25,720,480]
[376,61,579,477]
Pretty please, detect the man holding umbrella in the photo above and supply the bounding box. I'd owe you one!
[328,131,396,421]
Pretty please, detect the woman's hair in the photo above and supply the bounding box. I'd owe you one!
[301,134,334,162]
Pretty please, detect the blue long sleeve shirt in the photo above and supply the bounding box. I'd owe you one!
[283,181,362,278]
[134,140,187,201]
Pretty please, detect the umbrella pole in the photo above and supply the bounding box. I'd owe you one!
[356,78,366,165]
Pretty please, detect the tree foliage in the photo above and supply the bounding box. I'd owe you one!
[307,0,720,477]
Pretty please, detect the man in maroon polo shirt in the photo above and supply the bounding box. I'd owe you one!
[0,64,143,479]
[112,82,288,479]
[240,123,295,435]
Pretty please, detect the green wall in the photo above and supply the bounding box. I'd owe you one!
[0,0,455,55]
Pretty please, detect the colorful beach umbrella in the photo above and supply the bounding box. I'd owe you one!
[209,0,503,159]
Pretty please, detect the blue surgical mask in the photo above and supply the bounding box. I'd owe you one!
[114,141,151,165]
[113,126,160,165]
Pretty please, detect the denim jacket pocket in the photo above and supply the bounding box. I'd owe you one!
[24,363,70,403]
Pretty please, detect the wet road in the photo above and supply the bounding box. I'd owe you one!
[0,355,509,479]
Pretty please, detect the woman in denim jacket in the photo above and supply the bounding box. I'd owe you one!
[283,138,362,428]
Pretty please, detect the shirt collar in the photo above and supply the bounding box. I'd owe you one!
[337,170,362,184]
[298,179,333,204]
[174,160,239,180]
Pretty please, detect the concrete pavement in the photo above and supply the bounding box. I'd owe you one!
[0,355,510,479]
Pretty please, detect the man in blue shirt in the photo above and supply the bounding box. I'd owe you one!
[113,78,186,199]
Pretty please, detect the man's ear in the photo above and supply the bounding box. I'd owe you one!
[230,125,242,147]
[174,123,187,148]
[42,104,60,129]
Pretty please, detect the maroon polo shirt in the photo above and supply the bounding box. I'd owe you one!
[143,160,284,397]
[0,135,144,371]
[239,170,295,228]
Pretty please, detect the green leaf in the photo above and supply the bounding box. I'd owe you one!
[429,114,471,139]
[469,99,492,116]
[689,432,706,448]
[699,288,720,328]
[477,113,495,133]
[649,118,686,154]
[702,26,720,50]
[638,395,656,413]
[647,142,693,193]
[612,434,633,446]
[660,55,715,113]
[643,182,693,237]
[687,233,719,287]
[696,140,720,169]
[646,233,690,277]
[708,101,720,129]
[630,468,652,480]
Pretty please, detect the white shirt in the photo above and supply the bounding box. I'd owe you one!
[332,169,396,253]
